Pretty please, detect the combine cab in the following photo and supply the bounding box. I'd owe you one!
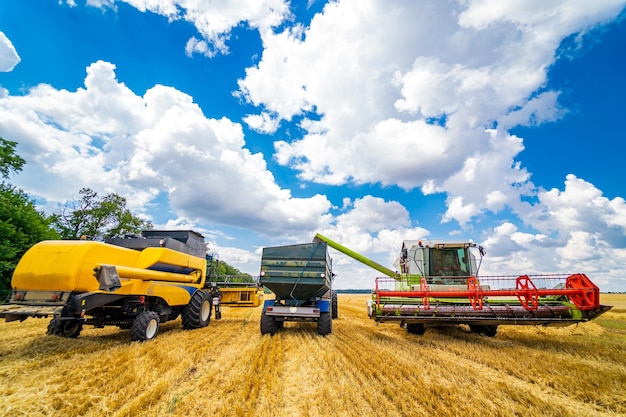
[314,234,612,337]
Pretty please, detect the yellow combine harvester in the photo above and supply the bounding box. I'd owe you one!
[0,230,260,341]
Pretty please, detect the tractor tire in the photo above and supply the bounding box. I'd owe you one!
[406,323,426,335]
[47,318,83,338]
[317,312,332,336]
[131,311,160,341]
[331,291,338,319]
[182,289,212,330]
[469,324,498,337]
[260,312,277,335]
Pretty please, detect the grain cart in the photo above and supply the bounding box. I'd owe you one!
[259,241,336,336]
[0,230,221,341]
[314,233,611,337]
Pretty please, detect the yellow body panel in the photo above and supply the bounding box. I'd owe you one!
[12,241,207,306]
[135,247,205,271]
[12,241,141,292]
[90,280,194,306]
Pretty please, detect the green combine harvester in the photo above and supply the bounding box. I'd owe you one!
[313,233,612,337]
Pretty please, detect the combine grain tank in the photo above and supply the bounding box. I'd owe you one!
[0,230,222,341]
[314,233,612,337]
[259,242,337,336]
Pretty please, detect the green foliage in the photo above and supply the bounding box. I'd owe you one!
[52,188,153,240]
[0,136,58,299]
[0,138,25,180]
[207,257,255,283]
[0,184,60,300]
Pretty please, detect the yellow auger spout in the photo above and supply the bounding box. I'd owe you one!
[101,264,202,284]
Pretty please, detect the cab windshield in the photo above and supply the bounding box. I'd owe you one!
[429,248,470,277]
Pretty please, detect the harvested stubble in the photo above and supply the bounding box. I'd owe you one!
[0,294,624,417]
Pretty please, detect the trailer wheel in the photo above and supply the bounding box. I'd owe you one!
[469,324,498,337]
[260,312,277,335]
[131,311,160,341]
[317,312,332,336]
[47,318,83,338]
[331,291,338,320]
[182,289,212,330]
[406,323,426,335]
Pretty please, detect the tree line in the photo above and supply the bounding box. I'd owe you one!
[0,136,250,299]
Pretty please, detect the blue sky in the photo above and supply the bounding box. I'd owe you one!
[0,0,625,291]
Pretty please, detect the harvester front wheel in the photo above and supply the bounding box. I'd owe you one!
[131,311,160,341]
[182,290,212,330]
[317,312,332,336]
[260,312,277,335]
[47,318,83,338]
[406,323,426,335]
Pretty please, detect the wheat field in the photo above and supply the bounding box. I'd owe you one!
[0,294,624,417]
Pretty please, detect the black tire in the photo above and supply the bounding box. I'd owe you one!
[407,323,426,335]
[331,291,338,320]
[131,311,160,341]
[182,290,212,330]
[469,324,498,337]
[47,318,83,338]
[317,312,332,336]
[260,312,277,335]
[46,318,61,336]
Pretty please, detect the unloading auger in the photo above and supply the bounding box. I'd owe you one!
[313,234,612,337]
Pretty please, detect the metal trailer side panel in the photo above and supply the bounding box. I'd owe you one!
[260,242,332,302]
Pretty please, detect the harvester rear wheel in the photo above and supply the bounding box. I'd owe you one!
[317,312,332,336]
[331,291,338,319]
[131,311,160,341]
[469,324,498,337]
[182,290,212,330]
[260,312,277,335]
[406,323,426,335]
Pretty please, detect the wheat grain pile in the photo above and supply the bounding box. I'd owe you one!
[0,294,624,417]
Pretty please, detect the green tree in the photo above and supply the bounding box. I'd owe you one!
[0,137,59,300]
[52,188,153,240]
[207,255,255,283]
[0,138,25,180]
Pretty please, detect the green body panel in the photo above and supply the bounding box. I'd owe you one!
[260,242,332,303]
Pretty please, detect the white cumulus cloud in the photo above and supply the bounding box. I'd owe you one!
[0,32,20,72]
[0,60,331,234]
